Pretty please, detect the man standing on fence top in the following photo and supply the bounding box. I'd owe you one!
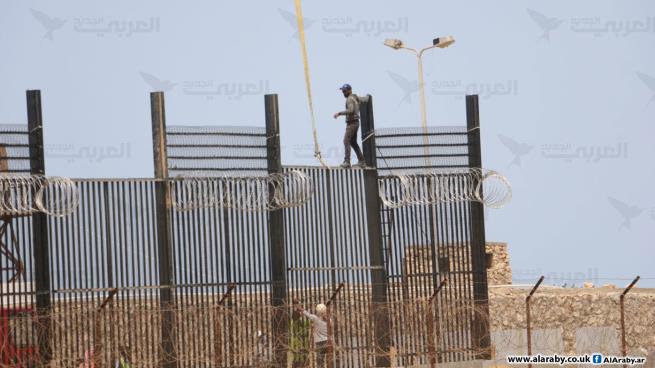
[333,83,367,169]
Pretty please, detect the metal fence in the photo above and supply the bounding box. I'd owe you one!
[0,91,490,367]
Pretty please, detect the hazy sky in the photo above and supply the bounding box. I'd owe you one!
[2,0,654,286]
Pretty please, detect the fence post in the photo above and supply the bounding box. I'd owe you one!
[620,276,640,366]
[466,94,491,360]
[213,284,236,368]
[526,276,544,368]
[265,93,288,368]
[150,91,177,368]
[427,278,447,368]
[326,283,345,368]
[360,95,391,367]
[26,89,53,365]
[93,288,118,368]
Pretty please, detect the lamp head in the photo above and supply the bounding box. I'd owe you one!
[433,36,455,48]
[384,38,404,50]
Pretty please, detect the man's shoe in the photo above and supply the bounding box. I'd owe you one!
[354,160,367,168]
[339,161,351,168]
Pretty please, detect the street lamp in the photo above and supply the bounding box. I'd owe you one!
[433,36,455,48]
[384,36,455,130]
[385,36,455,168]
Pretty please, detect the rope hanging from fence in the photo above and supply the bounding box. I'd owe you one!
[294,0,329,168]
[0,174,79,217]
[378,168,512,209]
[171,170,314,212]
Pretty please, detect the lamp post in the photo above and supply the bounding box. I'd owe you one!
[384,36,455,166]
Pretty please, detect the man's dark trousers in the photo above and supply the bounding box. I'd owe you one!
[343,121,364,163]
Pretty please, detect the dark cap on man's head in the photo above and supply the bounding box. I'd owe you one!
[339,83,352,91]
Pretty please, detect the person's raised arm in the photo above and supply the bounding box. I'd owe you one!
[302,310,322,324]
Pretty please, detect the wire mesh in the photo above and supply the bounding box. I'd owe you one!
[166,125,268,178]
[374,126,470,175]
[0,124,31,173]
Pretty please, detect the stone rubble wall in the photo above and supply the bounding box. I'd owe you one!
[486,243,655,366]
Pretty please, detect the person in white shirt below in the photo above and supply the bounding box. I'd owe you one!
[296,303,329,367]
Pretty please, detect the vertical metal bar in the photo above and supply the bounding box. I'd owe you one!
[352,170,367,366]
[50,187,62,362]
[80,183,91,360]
[213,284,236,368]
[73,175,83,359]
[199,192,211,365]
[427,178,440,363]
[359,94,376,168]
[102,179,114,344]
[127,182,137,357]
[26,89,52,365]
[221,196,233,364]
[360,95,391,367]
[526,275,544,368]
[450,178,466,361]
[459,176,475,360]
[465,95,490,359]
[620,276,640,367]
[389,178,403,364]
[63,182,74,357]
[150,92,177,368]
[340,170,353,366]
[145,180,157,362]
[326,283,344,368]
[327,172,337,291]
[265,94,288,367]
[117,181,127,359]
[136,181,147,364]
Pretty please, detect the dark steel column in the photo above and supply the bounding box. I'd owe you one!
[360,95,391,367]
[359,95,376,167]
[150,92,177,368]
[265,94,288,368]
[26,90,52,365]
[466,95,491,359]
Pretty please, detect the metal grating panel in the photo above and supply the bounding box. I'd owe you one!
[166,125,268,177]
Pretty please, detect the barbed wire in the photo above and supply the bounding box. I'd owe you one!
[1,290,652,368]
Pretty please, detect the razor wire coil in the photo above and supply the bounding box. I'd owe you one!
[171,170,314,212]
[378,168,511,209]
[0,174,80,217]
